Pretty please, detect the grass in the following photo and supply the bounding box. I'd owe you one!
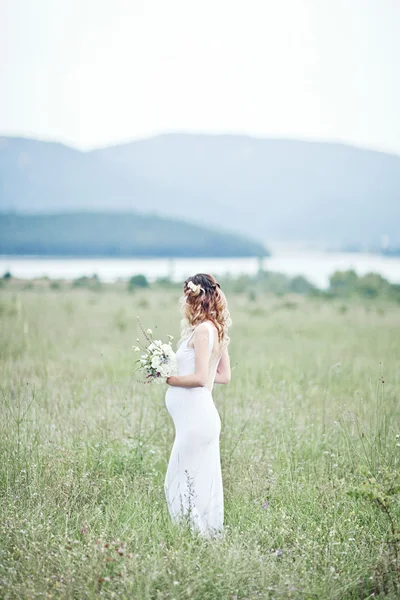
[1,283,400,599]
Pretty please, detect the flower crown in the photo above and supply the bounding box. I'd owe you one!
[186,279,221,296]
[187,280,203,295]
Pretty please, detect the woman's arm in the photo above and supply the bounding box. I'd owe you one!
[214,349,231,384]
[166,324,210,388]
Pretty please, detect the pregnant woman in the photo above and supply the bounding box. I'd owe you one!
[164,273,232,538]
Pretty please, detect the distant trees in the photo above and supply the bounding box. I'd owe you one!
[329,270,359,296]
[2,264,398,303]
[218,269,399,302]
[219,270,318,296]
[128,275,149,292]
[328,270,399,300]
[72,274,102,291]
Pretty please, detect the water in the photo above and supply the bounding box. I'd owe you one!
[1,252,400,289]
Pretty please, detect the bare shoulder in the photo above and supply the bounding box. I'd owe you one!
[193,322,213,338]
[201,321,219,337]
[191,321,218,347]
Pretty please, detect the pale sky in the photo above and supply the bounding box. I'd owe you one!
[1,0,400,153]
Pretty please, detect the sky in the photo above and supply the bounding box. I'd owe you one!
[1,0,400,153]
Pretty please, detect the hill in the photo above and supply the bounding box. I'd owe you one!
[1,134,400,246]
[0,212,267,257]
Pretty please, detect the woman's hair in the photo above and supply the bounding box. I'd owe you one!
[179,273,232,348]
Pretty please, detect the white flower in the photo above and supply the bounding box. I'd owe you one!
[151,355,162,369]
[133,346,140,352]
[158,354,177,378]
[147,328,152,335]
[187,280,200,293]
[134,330,177,383]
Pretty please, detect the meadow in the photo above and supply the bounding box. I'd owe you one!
[1,281,400,599]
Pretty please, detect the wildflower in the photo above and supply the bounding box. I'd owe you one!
[262,500,269,510]
[147,328,152,335]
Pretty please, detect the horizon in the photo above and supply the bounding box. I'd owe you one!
[2,130,400,158]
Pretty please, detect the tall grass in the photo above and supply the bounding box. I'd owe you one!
[0,286,399,599]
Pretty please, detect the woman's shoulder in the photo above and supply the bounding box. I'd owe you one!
[190,321,218,342]
[196,320,217,335]
[194,321,220,350]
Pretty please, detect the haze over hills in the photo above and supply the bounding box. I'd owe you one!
[1,134,400,248]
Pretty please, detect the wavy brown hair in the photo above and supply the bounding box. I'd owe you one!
[179,273,231,348]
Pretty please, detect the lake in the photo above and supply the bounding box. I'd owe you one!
[1,252,400,288]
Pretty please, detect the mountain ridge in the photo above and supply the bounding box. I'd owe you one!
[6,132,399,159]
[1,133,399,247]
[0,211,268,258]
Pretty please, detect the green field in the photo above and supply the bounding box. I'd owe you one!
[1,283,400,599]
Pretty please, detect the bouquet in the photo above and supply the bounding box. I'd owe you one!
[133,319,177,384]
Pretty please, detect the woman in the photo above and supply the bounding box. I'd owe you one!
[164,273,232,538]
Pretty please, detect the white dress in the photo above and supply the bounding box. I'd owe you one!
[164,321,224,537]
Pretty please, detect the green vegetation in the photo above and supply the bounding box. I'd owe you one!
[0,213,269,258]
[218,269,400,302]
[1,283,399,599]
[220,271,319,296]
[72,274,102,291]
[2,268,399,303]
[127,274,149,292]
[328,270,400,301]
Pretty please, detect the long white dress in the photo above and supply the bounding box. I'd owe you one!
[164,321,224,537]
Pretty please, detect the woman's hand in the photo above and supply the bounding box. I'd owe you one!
[166,376,178,386]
